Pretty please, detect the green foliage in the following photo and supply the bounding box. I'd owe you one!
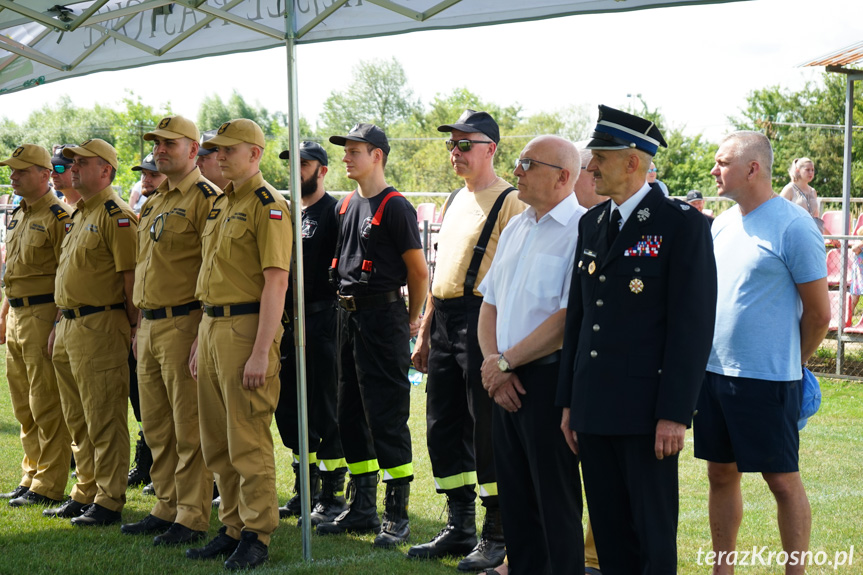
[731,72,863,197]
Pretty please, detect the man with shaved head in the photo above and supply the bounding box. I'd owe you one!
[477,135,586,573]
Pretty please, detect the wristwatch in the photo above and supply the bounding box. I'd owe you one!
[497,353,513,373]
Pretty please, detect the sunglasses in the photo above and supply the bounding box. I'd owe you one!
[445,139,493,153]
[514,158,564,172]
[648,168,657,173]
[150,212,166,242]
[52,165,68,174]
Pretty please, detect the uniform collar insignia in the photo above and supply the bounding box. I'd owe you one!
[596,209,605,225]
[636,207,650,222]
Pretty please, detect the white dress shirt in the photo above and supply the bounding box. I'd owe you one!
[479,193,585,352]
[610,182,651,228]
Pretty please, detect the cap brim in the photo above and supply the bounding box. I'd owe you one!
[0,158,34,169]
[584,137,631,151]
[197,147,214,156]
[437,123,482,134]
[278,150,290,160]
[143,129,187,141]
[201,135,243,149]
[62,145,98,159]
[131,164,158,172]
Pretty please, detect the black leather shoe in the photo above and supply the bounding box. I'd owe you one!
[9,490,62,507]
[153,522,207,546]
[0,485,28,499]
[186,526,239,560]
[212,495,221,509]
[142,483,155,496]
[224,531,268,570]
[71,503,122,526]
[43,498,88,518]
[121,514,172,535]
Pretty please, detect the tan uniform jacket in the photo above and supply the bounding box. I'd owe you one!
[432,178,526,299]
[3,192,70,298]
[55,186,137,309]
[134,168,221,309]
[195,172,292,305]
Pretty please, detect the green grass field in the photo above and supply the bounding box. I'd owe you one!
[0,347,860,574]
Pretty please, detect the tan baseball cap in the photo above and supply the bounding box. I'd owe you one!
[143,115,200,142]
[62,138,119,170]
[0,144,52,170]
[201,119,266,150]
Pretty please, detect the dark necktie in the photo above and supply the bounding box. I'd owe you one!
[607,209,622,247]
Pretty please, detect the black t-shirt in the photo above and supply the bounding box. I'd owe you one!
[286,193,338,311]
[335,188,421,295]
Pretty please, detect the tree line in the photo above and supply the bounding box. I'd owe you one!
[1,58,860,202]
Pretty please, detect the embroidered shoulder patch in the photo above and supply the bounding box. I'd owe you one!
[208,208,221,220]
[269,209,283,220]
[117,218,131,228]
[254,187,275,206]
[104,199,122,217]
[50,204,70,221]
[197,181,218,198]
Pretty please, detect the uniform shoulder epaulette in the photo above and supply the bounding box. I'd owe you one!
[254,187,276,206]
[665,197,689,214]
[585,201,608,216]
[50,204,70,221]
[10,205,21,218]
[196,181,218,198]
[104,199,122,217]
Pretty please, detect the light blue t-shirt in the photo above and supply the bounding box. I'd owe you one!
[707,196,826,381]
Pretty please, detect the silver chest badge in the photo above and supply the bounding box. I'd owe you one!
[636,208,650,222]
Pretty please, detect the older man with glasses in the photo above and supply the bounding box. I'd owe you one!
[408,110,524,571]
[477,135,586,574]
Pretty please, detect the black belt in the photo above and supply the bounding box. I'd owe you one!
[60,303,125,319]
[521,350,562,369]
[338,290,401,312]
[432,295,483,309]
[141,301,201,320]
[203,302,260,317]
[8,293,54,308]
[306,299,336,315]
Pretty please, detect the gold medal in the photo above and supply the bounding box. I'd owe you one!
[588,261,596,275]
[629,278,644,294]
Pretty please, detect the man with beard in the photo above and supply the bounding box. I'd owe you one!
[274,141,347,526]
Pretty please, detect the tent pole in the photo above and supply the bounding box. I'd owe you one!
[284,4,312,563]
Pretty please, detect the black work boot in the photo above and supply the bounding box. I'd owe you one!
[457,504,506,572]
[316,473,380,535]
[279,462,320,518]
[224,531,269,570]
[305,468,349,527]
[127,430,152,487]
[373,482,410,549]
[407,494,477,559]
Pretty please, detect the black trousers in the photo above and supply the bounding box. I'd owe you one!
[337,300,412,481]
[128,349,141,422]
[493,360,584,575]
[578,433,679,575]
[274,304,344,468]
[426,296,496,504]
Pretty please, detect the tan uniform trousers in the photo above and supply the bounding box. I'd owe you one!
[197,313,281,545]
[6,302,72,500]
[138,310,212,531]
[53,309,130,511]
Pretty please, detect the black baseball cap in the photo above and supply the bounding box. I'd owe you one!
[131,153,158,172]
[686,190,704,201]
[197,129,217,157]
[279,141,328,166]
[437,109,500,144]
[329,123,390,156]
[51,145,74,167]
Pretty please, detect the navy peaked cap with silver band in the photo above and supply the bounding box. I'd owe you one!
[585,105,667,156]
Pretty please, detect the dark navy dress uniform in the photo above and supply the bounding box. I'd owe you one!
[556,183,717,574]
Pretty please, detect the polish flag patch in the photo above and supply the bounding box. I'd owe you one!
[117,218,131,227]
[269,209,283,220]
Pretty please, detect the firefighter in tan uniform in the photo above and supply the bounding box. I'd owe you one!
[187,119,291,570]
[0,144,72,507]
[119,115,221,546]
[44,138,138,526]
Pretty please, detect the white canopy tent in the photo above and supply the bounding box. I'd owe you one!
[0,0,752,561]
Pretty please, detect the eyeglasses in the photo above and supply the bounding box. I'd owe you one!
[445,139,493,153]
[514,158,564,172]
[648,168,657,173]
[150,212,166,242]
[53,165,68,174]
